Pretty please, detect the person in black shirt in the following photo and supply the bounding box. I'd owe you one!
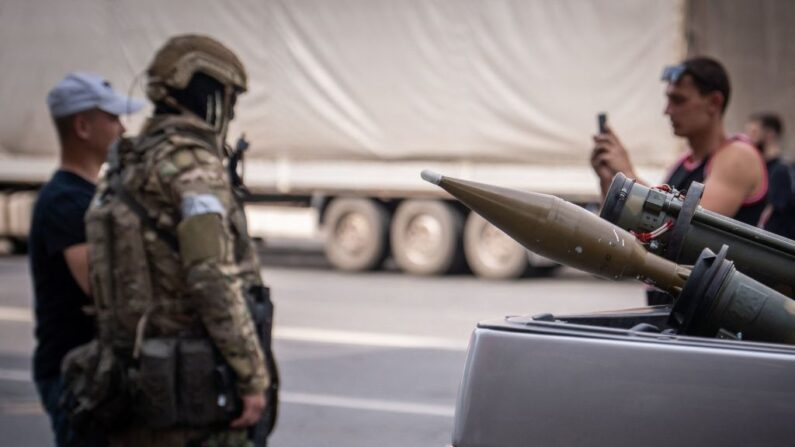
[745,112,784,180]
[761,161,795,240]
[744,113,795,240]
[29,72,143,446]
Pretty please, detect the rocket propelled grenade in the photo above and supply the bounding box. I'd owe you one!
[422,170,795,345]
[420,170,689,294]
[601,172,795,297]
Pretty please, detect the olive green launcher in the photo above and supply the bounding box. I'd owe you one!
[421,169,795,345]
[601,173,795,297]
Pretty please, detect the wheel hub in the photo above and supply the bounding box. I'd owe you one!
[334,212,371,255]
[403,214,443,265]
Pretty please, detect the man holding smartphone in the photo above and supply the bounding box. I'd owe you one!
[591,57,767,226]
[591,57,767,305]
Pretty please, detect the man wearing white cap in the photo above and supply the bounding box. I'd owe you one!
[28,72,144,446]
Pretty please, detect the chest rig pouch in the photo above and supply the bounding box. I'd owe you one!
[134,337,240,428]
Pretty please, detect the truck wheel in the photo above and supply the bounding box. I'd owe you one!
[323,198,390,271]
[391,200,465,275]
[464,213,529,279]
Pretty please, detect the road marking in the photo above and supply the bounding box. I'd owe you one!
[0,369,454,418]
[275,327,468,351]
[0,306,32,323]
[0,306,468,351]
[281,391,454,417]
[0,401,43,416]
[0,368,30,382]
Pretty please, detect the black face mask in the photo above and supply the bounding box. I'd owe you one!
[155,72,225,125]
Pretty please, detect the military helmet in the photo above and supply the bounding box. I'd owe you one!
[146,34,247,102]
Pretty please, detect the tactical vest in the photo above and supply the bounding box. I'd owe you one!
[79,116,278,436]
[85,118,261,352]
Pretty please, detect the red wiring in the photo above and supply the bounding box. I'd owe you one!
[632,185,678,243]
[631,220,674,244]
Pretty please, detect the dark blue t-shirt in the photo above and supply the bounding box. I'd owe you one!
[29,170,96,381]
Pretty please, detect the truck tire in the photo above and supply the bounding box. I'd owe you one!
[463,213,529,280]
[390,200,465,275]
[7,190,36,238]
[323,198,390,272]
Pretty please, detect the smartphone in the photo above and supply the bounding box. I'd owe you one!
[597,112,608,134]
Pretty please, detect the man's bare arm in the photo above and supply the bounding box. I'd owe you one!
[64,243,91,295]
[700,142,764,217]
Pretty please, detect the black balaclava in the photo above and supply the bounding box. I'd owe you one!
[154,72,226,127]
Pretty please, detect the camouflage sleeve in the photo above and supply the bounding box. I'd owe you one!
[157,146,269,395]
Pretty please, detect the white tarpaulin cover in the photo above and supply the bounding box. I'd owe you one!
[0,0,684,169]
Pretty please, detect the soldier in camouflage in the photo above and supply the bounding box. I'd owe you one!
[84,35,273,446]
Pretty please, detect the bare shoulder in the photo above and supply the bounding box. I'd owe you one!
[714,140,760,163]
[710,140,763,175]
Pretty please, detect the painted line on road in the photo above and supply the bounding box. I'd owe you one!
[0,369,454,418]
[0,306,33,323]
[0,368,30,382]
[274,327,468,351]
[0,401,42,416]
[0,306,468,351]
[281,391,454,417]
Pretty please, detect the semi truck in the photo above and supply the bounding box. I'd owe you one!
[1,0,790,278]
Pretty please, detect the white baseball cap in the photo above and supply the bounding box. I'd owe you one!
[47,72,145,118]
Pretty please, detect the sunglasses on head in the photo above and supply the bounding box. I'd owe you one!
[661,64,687,83]
[661,63,719,94]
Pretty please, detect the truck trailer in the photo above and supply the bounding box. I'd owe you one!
[2,0,790,278]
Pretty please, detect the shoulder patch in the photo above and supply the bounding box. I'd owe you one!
[181,194,226,218]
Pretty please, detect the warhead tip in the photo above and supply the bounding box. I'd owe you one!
[421,169,443,185]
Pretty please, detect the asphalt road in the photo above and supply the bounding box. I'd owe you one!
[0,249,645,446]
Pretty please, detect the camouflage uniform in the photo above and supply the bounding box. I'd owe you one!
[84,36,270,447]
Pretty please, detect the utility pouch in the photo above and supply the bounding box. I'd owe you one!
[178,339,240,426]
[60,339,131,435]
[136,338,179,428]
[135,337,240,428]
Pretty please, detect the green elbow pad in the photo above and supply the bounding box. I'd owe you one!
[177,213,225,266]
